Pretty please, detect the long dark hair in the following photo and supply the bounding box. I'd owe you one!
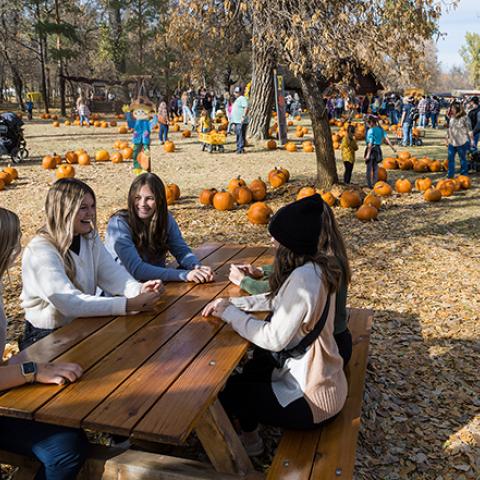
[117,173,169,261]
[268,204,350,297]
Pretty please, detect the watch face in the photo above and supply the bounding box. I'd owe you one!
[22,362,36,374]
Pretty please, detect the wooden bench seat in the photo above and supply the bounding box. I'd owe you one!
[266,308,373,480]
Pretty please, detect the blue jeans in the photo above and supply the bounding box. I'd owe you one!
[182,106,194,125]
[402,122,413,146]
[419,114,426,128]
[159,124,168,142]
[472,132,479,150]
[431,113,438,129]
[79,115,89,126]
[447,143,469,177]
[366,158,379,188]
[234,123,247,152]
[0,416,88,479]
[389,110,398,125]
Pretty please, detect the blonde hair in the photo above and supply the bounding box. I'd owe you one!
[39,179,96,285]
[0,208,21,279]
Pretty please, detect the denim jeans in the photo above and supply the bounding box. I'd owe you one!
[431,113,438,129]
[234,123,247,152]
[473,132,479,150]
[447,142,469,177]
[79,115,89,126]
[0,416,88,480]
[182,106,194,125]
[366,159,379,188]
[419,114,426,128]
[402,122,413,146]
[389,110,398,125]
[159,124,169,143]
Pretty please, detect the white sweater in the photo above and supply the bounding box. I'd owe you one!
[21,233,142,329]
[222,262,348,423]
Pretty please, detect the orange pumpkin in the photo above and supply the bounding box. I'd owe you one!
[302,142,314,153]
[356,205,378,221]
[213,191,235,211]
[52,121,60,127]
[415,177,432,192]
[269,172,287,188]
[228,176,247,194]
[0,179,5,191]
[395,178,412,194]
[78,153,91,166]
[429,160,442,172]
[266,139,277,150]
[340,190,362,208]
[363,194,381,209]
[397,159,413,170]
[247,202,273,225]
[42,155,57,170]
[110,120,117,127]
[3,167,18,180]
[413,160,429,172]
[285,142,297,152]
[234,186,253,205]
[249,178,267,201]
[56,164,75,179]
[172,124,180,132]
[373,181,393,197]
[383,158,398,170]
[268,167,290,183]
[182,129,192,138]
[377,167,388,182]
[65,151,78,164]
[296,186,317,201]
[95,150,110,162]
[119,126,128,134]
[398,151,411,160]
[0,172,12,185]
[423,187,442,202]
[320,191,336,207]
[101,121,109,128]
[164,141,175,153]
[456,175,471,190]
[64,120,71,126]
[436,179,454,197]
[168,184,181,200]
[199,188,218,206]
[121,147,133,159]
[111,152,123,163]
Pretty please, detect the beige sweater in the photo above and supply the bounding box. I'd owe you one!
[222,262,348,424]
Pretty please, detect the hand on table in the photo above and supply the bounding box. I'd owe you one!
[202,298,231,318]
[141,279,164,294]
[127,291,162,312]
[229,264,263,285]
[187,265,214,283]
[36,362,83,385]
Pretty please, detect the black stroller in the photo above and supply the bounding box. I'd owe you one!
[0,112,29,163]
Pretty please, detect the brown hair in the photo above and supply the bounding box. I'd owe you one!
[268,204,350,297]
[0,208,21,279]
[450,102,466,118]
[118,173,169,261]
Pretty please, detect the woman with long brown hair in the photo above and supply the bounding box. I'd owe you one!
[105,173,213,283]
[202,194,347,456]
[20,178,163,349]
[0,207,89,479]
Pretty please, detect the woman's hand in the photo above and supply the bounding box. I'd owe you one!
[141,279,164,294]
[186,266,214,283]
[126,291,162,312]
[202,298,231,318]
[229,264,263,286]
[36,362,83,385]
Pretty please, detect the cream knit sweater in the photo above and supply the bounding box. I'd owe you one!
[21,233,142,329]
[222,262,348,423]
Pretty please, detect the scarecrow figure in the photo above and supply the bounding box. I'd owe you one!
[124,97,157,174]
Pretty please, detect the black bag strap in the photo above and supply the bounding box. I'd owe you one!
[271,294,331,367]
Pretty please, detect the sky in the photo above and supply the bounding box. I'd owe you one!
[437,0,480,71]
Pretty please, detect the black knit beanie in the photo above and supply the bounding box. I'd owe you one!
[268,194,324,255]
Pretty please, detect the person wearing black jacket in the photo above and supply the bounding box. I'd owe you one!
[467,96,480,149]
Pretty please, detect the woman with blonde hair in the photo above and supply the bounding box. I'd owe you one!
[0,207,89,479]
[20,178,163,349]
[105,173,213,283]
[446,102,474,178]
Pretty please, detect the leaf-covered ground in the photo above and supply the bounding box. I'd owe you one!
[0,117,478,479]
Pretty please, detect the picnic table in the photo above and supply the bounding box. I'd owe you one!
[0,242,274,479]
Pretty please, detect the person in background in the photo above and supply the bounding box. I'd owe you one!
[341,125,358,184]
[399,96,416,147]
[418,96,428,128]
[25,99,34,121]
[157,100,169,145]
[467,96,480,150]
[430,96,440,129]
[230,86,249,154]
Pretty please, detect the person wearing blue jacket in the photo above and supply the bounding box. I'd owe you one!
[105,173,214,283]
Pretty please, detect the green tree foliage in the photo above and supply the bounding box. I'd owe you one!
[460,32,480,88]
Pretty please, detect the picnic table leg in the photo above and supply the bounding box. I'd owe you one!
[195,399,255,476]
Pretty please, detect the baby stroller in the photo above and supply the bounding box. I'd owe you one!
[0,112,29,163]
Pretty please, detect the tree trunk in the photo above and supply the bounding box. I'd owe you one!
[248,40,276,141]
[54,0,66,116]
[298,70,338,189]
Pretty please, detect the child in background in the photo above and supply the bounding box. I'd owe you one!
[199,109,212,133]
[157,101,169,144]
[341,125,358,184]
[78,100,90,127]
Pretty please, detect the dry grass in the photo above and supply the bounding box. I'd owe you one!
[0,116,479,479]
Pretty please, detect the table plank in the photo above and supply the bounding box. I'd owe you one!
[33,246,266,427]
[0,243,238,419]
[82,246,269,435]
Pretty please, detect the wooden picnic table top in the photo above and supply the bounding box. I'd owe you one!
[0,242,275,450]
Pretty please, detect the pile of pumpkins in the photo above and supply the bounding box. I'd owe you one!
[265,139,314,153]
[331,122,366,149]
[0,166,19,191]
[198,167,290,224]
[383,151,446,173]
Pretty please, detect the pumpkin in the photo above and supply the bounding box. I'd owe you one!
[113,140,122,149]
[182,129,192,138]
[332,134,341,143]
[165,186,176,206]
[111,152,123,163]
[168,183,181,200]
[320,191,336,207]
[247,202,273,225]
[164,141,175,153]
[395,178,412,194]
[95,150,110,162]
[56,164,75,179]
[266,139,277,150]
[451,178,462,191]
[269,171,287,188]
[413,160,429,172]
[295,115,301,121]
[436,179,454,197]
[423,187,442,202]
[333,141,341,150]
[415,177,432,192]
[234,186,253,205]
[65,151,78,164]
[302,142,314,153]
[110,120,117,127]
[118,141,129,149]
[199,188,218,206]
[249,178,267,201]
[0,172,12,185]
[52,120,60,127]
[456,175,471,190]
[397,159,413,170]
[78,153,91,166]
[64,120,71,126]
[340,190,362,208]
[119,126,128,134]
[3,167,18,180]
[0,179,4,191]
[42,155,57,170]
[287,120,294,126]
[356,205,378,221]
[121,147,133,159]
[383,158,398,170]
[93,121,101,127]
[442,159,448,171]
[364,193,382,209]
[213,191,235,211]
[296,186,317,201]
[377,167,388,182]
[302,127,308,135]
[101,121,109,128]
[172,124,180,132]
[398,151,411,160]
[228,176,247,194]
[373,181,393,197]
[285,142,297,152]
[429,160,442,172]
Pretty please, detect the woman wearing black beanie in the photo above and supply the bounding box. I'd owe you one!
[202,194,348,456]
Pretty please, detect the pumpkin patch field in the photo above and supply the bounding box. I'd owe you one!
[0,118,479,479]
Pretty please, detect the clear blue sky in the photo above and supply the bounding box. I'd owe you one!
[437,0,480,71]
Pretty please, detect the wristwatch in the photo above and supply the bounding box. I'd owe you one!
[20,362,37,384]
